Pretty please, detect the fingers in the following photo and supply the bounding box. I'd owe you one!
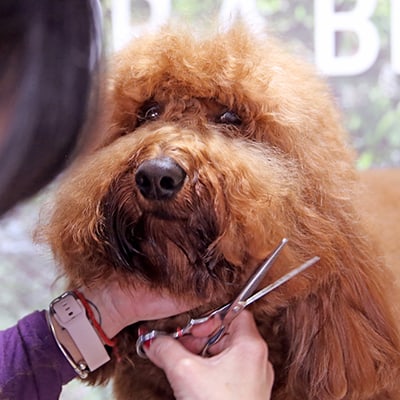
[178,311,267,357]
[178,335,209,354]
[207,311,269,357]
[147,310,268,366]
[190,315,221,337]
[266,358,275,390]
[226,310,261,344]
[177,315,222,354]
[145,310,275,400]
[145,335,196,373]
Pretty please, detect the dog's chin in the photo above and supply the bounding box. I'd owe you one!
[97,192,241,298]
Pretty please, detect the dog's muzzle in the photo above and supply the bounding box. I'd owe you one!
[135,157,186,200]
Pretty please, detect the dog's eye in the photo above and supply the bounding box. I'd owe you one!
[138,102,162,123]
[216,111,242,125]
[144,105,161,120]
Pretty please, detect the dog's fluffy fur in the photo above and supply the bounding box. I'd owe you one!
[44,27,400,399]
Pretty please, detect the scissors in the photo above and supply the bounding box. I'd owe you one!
[136,238,319,358]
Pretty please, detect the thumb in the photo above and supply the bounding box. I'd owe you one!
[145,335,195,372]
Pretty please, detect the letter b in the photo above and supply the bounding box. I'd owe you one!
[314,0,379,76]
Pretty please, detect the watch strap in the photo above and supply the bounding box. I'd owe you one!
[50,291,110,372]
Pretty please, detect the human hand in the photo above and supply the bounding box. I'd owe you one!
[81,281,196,339]
[145,310,274,400]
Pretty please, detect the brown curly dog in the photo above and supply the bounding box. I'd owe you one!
[43,26,400,399]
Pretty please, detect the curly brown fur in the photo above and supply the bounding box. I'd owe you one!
[42,26,400,399]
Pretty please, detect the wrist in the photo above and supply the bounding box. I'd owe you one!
[47,311,88,377]
[48,291,114,378]
[78,286,128,338]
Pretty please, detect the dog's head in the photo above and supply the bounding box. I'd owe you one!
[45,26,356,305]
[43,26,400,399]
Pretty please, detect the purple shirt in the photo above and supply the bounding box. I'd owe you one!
[0,311,76,400]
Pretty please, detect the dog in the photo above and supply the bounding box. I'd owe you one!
[43,26,400,399]
[360,168,400,280]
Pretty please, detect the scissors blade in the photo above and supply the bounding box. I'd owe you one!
[200,255,319,357]
[136,239,289,359]
[243,256,320,307]
[220,237,289,327]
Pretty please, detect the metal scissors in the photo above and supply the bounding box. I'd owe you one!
[136,238,319,358]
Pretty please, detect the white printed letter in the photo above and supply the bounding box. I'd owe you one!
[314,0,379,76]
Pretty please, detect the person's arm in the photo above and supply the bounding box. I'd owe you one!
[0,311,75,400]
[145,310,274,400]
[0,282,194,400]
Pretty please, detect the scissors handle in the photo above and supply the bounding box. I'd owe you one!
[136,303,232,358]
[136,330,160,358]
[200,326,227,356]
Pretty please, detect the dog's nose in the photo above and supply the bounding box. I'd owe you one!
[135,157,186,200]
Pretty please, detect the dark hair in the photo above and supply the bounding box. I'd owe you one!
[0,0,101,216]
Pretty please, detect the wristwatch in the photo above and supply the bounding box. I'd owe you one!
[49,291,110,376]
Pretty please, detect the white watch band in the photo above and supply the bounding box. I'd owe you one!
[50,291,110,372]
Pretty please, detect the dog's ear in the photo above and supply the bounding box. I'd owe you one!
[281,257,400,399]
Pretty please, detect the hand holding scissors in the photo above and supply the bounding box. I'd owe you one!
[136,238,319,358]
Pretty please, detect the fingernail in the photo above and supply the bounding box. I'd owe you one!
[144,339,154,349]
[176,326,183,338]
